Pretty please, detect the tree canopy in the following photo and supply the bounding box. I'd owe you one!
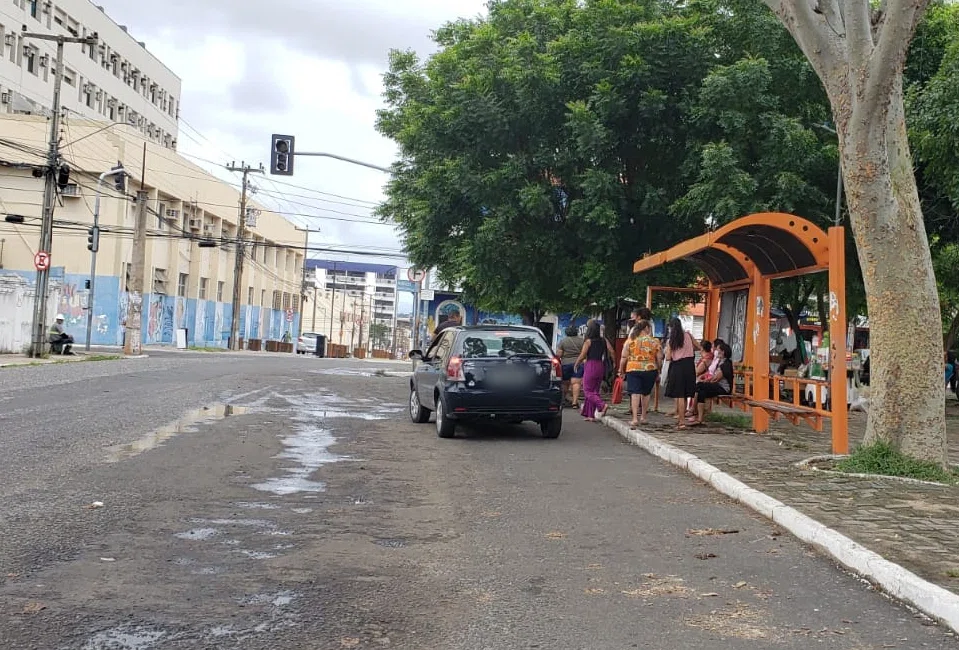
[377,0,959,337]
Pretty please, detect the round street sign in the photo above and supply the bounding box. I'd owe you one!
[407,268,426,282]
[34,251,51,271]
[285,308,294,323]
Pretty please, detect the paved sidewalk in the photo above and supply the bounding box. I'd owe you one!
[0,351,122,368]
[604,396,959,597]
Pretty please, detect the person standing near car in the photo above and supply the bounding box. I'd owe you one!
[557,325,585,409]
[432,310,462,341]
[574,321,616,422]
[618,321,661,428]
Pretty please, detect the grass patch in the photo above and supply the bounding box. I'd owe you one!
[946,568,959,578]
[705,411,752,429]
[188,346,226,353]
[80,354,122,362]
[834,441,959,484]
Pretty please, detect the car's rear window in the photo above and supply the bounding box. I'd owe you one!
[459,331,551,359]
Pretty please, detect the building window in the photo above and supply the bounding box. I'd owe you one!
[63,67,75,86]
[247,287,254,305]
[177,273,188,297]
[260,289,266,306]
[217,281,225,302]
[272,291,282,311]
[156,202,165,230]
[292,295,299,312]
[282,293,290,310]
[125,263,132,292]
[153,268,168,295]
[25,47,36,75]
[199,278,208,300]
[27,0,37,19]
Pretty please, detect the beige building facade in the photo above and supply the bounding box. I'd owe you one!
[0,0,180,147]
[0,114,304,350]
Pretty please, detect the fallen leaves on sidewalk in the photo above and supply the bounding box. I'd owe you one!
[695,552,718,560]
[686,528,739,537]
[545,531,567,540]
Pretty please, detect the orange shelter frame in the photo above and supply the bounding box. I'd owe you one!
[634,212,848,454]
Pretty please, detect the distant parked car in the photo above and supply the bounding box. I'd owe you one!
[297,332,321,355]
[407,325,563,439]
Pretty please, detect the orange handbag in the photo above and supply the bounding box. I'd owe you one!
[611,375,624,404]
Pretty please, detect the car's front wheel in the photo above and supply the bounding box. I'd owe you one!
[435,397,456,438]
[540,415,562,439]
[409,387,430,424]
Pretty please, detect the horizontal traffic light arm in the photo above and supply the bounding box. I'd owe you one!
[291,151,390,173]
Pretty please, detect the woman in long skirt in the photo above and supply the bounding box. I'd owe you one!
[574,320,617,422]
[663,317,701,430]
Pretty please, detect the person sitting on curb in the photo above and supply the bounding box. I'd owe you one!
[48,314,75,355]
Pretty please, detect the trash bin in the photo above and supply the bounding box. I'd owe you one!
[314,334,327,358]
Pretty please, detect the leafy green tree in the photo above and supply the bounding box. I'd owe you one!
[377,0,711,323]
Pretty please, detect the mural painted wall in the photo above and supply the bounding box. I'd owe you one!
[0,270,300,349]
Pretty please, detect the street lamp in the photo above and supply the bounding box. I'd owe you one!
[85,163,126,351]
[815,122,843,227]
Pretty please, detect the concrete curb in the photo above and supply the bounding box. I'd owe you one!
[601,415,959,632]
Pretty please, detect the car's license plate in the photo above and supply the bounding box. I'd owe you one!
[490,369,528,387]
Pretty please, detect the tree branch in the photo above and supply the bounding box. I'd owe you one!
[842,0,874,66]
[862,0,932,113]
[760,0,843,84]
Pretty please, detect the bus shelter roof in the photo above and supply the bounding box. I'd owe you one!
[633,213,830,286]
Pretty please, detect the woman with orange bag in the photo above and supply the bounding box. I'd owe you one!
[618,321,662,428]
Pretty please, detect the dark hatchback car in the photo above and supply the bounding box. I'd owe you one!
[408,325,564,439]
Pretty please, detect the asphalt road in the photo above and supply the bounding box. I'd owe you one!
[0,352,954,649]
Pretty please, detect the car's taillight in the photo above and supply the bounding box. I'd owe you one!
[447,356,465,381]
[551,356,562,380]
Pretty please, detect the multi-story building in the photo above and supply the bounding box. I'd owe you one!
[0,0,180,148]
[302,260,397,350]
[0,114,303,351]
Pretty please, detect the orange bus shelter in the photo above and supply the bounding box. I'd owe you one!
[634,212,848,454]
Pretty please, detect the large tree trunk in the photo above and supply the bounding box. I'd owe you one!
[839,81,946,464]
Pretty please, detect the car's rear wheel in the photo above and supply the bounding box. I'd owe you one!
[540,415,562,439]
[435,398,456,438]
[409,388,430,424]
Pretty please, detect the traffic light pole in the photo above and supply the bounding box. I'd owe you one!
[85,166,125,351]
[226,162,263,351]
[24,30,98,357]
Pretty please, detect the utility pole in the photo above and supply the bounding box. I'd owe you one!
[329,262,338,344]
[85,164,125,351]
[294,226,320,342]
[226,162,264,350]
[124,189,149,356]
[24,29,98,357]
[123,143,148,356]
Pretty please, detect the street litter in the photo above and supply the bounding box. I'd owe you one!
[686,528,739,536]
[85,501,105,509]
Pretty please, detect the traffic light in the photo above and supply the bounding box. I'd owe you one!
[87,226,99,253]
[56,164,70,189]
[114,169,125,193]
[270,134,295,176]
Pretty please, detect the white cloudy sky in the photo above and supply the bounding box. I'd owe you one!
[96,0,488,272]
